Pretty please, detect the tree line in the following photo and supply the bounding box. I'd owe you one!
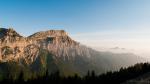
[1,62,150,84]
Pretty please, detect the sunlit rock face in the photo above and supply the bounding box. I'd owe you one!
[0,28,91,64]
[0,28,145,77]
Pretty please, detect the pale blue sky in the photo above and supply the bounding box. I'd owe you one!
[0,0,150,36]
[1,0,150,56]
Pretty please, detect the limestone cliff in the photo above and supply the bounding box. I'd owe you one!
[0,28,82,64]
[0,28,144,76]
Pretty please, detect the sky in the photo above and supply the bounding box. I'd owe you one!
[0,0,150,57]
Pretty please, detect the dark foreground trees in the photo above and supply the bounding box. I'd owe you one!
[1,62,150,84]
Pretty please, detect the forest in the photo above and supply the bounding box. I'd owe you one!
[0,62,150,84]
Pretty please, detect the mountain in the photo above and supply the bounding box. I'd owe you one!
[0,28,145,80]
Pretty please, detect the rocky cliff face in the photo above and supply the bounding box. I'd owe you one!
[0,28,145,78]
[0,28,81,64]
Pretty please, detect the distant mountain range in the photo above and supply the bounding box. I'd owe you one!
[0,28,145,80]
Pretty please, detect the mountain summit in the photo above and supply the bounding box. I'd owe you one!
[0,28,78,63]
[0,28,145,80]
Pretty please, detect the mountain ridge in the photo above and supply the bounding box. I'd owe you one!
[0,28,145,80]
[0,28,79,63]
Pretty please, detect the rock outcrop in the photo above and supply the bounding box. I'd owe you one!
[0,28,79,64]
[0,28,145,77]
